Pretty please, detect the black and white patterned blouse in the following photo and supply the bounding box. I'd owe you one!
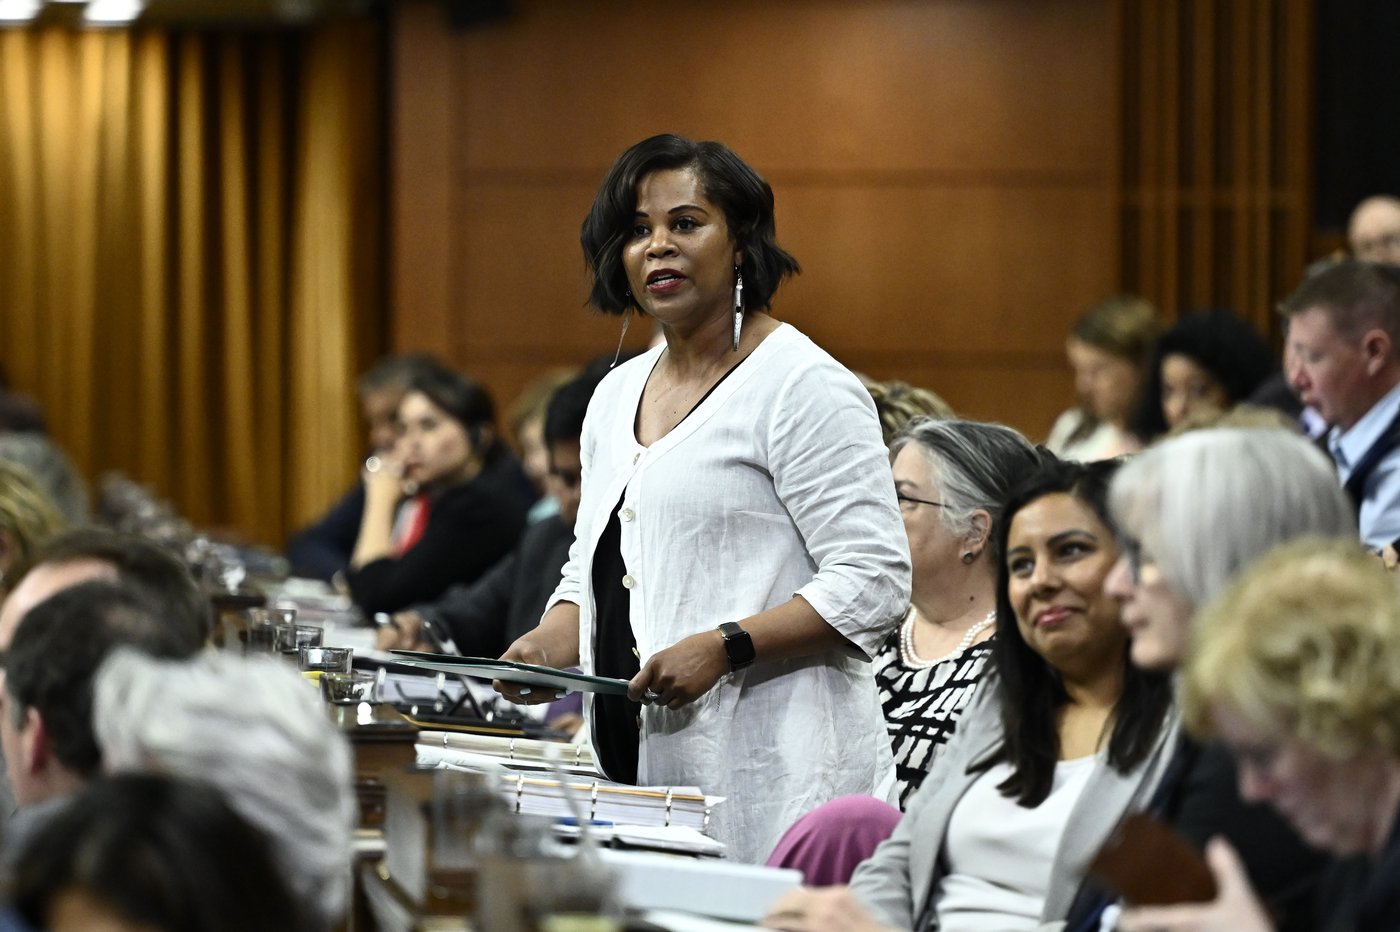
[873,620,995,809]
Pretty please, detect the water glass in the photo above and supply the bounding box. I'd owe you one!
[276,624,323,655]
[298,646,352,675]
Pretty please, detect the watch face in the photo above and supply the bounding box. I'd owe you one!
[721,623,756,668]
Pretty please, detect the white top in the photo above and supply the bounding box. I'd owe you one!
[547,323,911,863]
[1045,409,1136,462]
[933,755,1100,930]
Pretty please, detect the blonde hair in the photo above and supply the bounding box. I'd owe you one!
[0,459,66,587]
[1165,402,1301,436]
[1071,294,1162,364]
[1184,538,1400,759]
[858,375,955,447]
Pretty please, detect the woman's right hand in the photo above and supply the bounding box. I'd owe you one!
[760,887,898,932]
[362,451,409,499]
[1116,838,1274,932]
[494,636,562,705]
[493,602,582,705]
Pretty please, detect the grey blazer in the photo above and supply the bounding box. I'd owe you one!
[849,675,1181,931]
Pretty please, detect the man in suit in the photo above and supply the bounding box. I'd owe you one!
[1281,259,1400,550]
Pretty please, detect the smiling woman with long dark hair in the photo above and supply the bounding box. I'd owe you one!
[494,134,911,862]
[763,458,1176,932]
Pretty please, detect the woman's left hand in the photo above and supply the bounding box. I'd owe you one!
[628,630,729,710]
[1116,838,1274,932]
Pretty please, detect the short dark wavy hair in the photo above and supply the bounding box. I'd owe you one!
[580,134,800,316]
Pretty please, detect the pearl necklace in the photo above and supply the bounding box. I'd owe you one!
[900,609,996,669]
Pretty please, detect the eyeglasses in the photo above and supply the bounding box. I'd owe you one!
[1117,534,1153,583]
[896,493,948,511]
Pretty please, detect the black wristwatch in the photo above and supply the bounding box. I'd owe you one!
[718,622,756,671]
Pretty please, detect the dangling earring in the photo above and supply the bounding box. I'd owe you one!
[731,267,744,352]
[610,307,633,368]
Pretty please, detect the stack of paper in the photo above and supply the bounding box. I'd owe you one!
[419,731,595,769]
[493,772,722,833]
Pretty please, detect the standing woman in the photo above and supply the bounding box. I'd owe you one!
[345,365,530,616]
[497,134,911,862]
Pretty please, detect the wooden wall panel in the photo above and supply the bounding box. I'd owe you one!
[1117,0,1313,340]
[391,0,1121,440]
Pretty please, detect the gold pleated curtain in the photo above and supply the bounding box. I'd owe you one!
[0,21,382,547]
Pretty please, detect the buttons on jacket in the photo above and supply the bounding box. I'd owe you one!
[622,574,636,589]
[620,507,635,522]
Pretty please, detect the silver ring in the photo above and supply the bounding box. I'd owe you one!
[364,455,382,474]
[643,689,660,702]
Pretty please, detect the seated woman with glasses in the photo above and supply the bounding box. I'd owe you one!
[764,419,1045,885]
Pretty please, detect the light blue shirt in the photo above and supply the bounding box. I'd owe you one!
[1329,381,1400,549]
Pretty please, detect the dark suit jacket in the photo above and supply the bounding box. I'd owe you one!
[413,513,573,658]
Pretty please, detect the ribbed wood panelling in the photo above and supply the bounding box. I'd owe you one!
[1118,0,1313,333]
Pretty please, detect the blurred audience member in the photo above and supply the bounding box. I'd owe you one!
[1065,428,1351,929]
[1136,309,1276,440]
[345,363,530,615]
[0,435,87,527]
[93,649,355,929]
[0,463,64,601]
[1348,194,1400,265]
[7,774,304,932]
[0,582,188,858]
[1280,260,1400,549]
[1121,540,1400,932]
[1047,295,1161,461]
[505,368,578,522]
[0,528,210,654]
[285,353,440,581]
[378,365,603,658]
[859,376,955,447]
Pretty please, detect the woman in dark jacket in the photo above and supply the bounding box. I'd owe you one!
[345,363,530,615]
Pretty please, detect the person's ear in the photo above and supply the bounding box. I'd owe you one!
[20,707,48,776]
[1363,328,1393,377]
[733,246,745,270]
[965,510,993,559]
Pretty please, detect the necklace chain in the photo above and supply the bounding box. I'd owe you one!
[900,609,996,669]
